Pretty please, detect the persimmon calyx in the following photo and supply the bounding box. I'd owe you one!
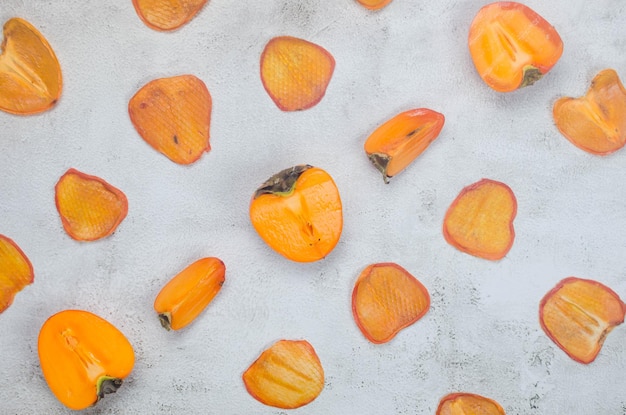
[368,153,392,183]
[97,377,123,400]
[520,65,543,88]
[254,165,313,198]
[158,312,173,331]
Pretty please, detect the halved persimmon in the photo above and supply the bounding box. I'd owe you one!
[154,257,225,331]
[243,339,324,409]
[38,309,135,410]
[260,36,335,111]
[468,2,563,92]
[553,69,626,155]
[249,165,342,262]
[443,179,517,260]
[364,108,445,183]
[436,393,506,415]
[352,263,430,344]
[55,168,128,241]
[0,235,33,313]
[0,17,62,114]
[132,0,207,31]
[356,0,393,10]
[540,277,626,364]
[129,74,212,164]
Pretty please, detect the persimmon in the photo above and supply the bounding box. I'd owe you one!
[352,263,430,344]
[243,339,324,409]
[436,393,506,415]
[0,17,62,114]
[553,69,626,155]
[129,74,212,164]
[443,179,517,260]
[249,165,343,262]
[55,168,128,241]
[38,310,135,410]
[0,235,33,313]
[260,36,335,111]
[154,257,225,331]
[468,2,563,92]
[364,108,445,183]
[356,0,393,10]
[540,277,626,364]
[132,0,207,31]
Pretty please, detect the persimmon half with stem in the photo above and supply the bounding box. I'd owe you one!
[468,2,563,92]
[356,0,393,10]
[364,108,445,183]
[132,0,207,31]
[553,69,626,155]
[0,235,33,313]
[38,310,135,410]
[0,17,62,114]
[436,393,506,415]
[249,165,342,262]
[540,277,626,364]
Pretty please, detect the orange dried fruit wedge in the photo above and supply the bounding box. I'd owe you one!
[249,165,343,262]
[352,263,430,344]
[468,2,563,92]
[132,0,207,31]
[443,179,517,260]
[243,339,324,409]
[0,235,33,313]
[364,108,445,183]
[356,0,393,10]
[0,17,62,114]
[38,309,135,410]
[553,69,626,155]
[539,277,626,364]
[260,36,335,111]
[436,393,506,415]
[154,257,225,331]
[55,168,128,241]
[129,74,212,164]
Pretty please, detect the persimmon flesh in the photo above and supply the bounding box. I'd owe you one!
[357,0,393,10]
[0,235,33,313]
[132,0,207,31]
[436,393,506,415]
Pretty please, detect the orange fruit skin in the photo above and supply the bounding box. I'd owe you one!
[132,0,207,31]
[0,235,34,313]
[356,0,393,10]
[436,393,506,415]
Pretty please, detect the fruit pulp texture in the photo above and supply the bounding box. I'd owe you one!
[132,0,207,31]
[437,393,506,415]
[0,235,33,313]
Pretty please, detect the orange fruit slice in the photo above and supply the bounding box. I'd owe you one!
[436,393,506,415]
[243,339,324,409]
[356,0,393,10]
[468,2,563,92]
[249,165,343,262]
[553,69,626,155]
[132,0,207,31]
[260,36,335,111]
[443,179,516,260]
[55,169,128,241]
[154,257,225,331]
[129,74,212,164]
[0,17,62,114]
[364,108,445,183]
[0,235,33,313]
[352,263,430,344]
[540,277,626,364]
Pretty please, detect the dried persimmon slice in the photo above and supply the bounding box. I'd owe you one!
[436,393,505,415]
[356,0,393,10]
[0,17,62,114]
[0,235,34,313]
[540,277,626,364]
[55,169,128,241]
[443,179,517,260]
[132,0,207,31]
[260,36,335,111]
[129,74,212,164]
[352,263,430,344]
[243,339,324,409]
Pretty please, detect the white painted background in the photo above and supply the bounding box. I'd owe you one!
[1,0,625,413]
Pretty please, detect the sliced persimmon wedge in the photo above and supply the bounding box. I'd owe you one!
[553,69,626,155]
[436,393,506,415]
[132,0,207,31]
[468,2,563,92]
[260,36,335,111]
[0,17,62,115]
[55,169,128,241]
[540,277,626,364]
[364,108,445,183]
[243,339,324,409]
[443,179,517,260]
[129,74,212,164]
[357,0,393,10]
[0,235,34,313]
[352,263,430,344]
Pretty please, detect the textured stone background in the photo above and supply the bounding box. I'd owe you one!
[1,0,625,414]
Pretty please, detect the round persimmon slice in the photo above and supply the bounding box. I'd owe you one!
[132,0,207,31]
[260,36,335,111]
[356,0,393,10]
[443,179,517,260]
[0,235,33,313]
[129,74,212,164]
[55,169,128,241]
[436,393,505,415]
[243,339,324,409]
[352,263,430,344]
